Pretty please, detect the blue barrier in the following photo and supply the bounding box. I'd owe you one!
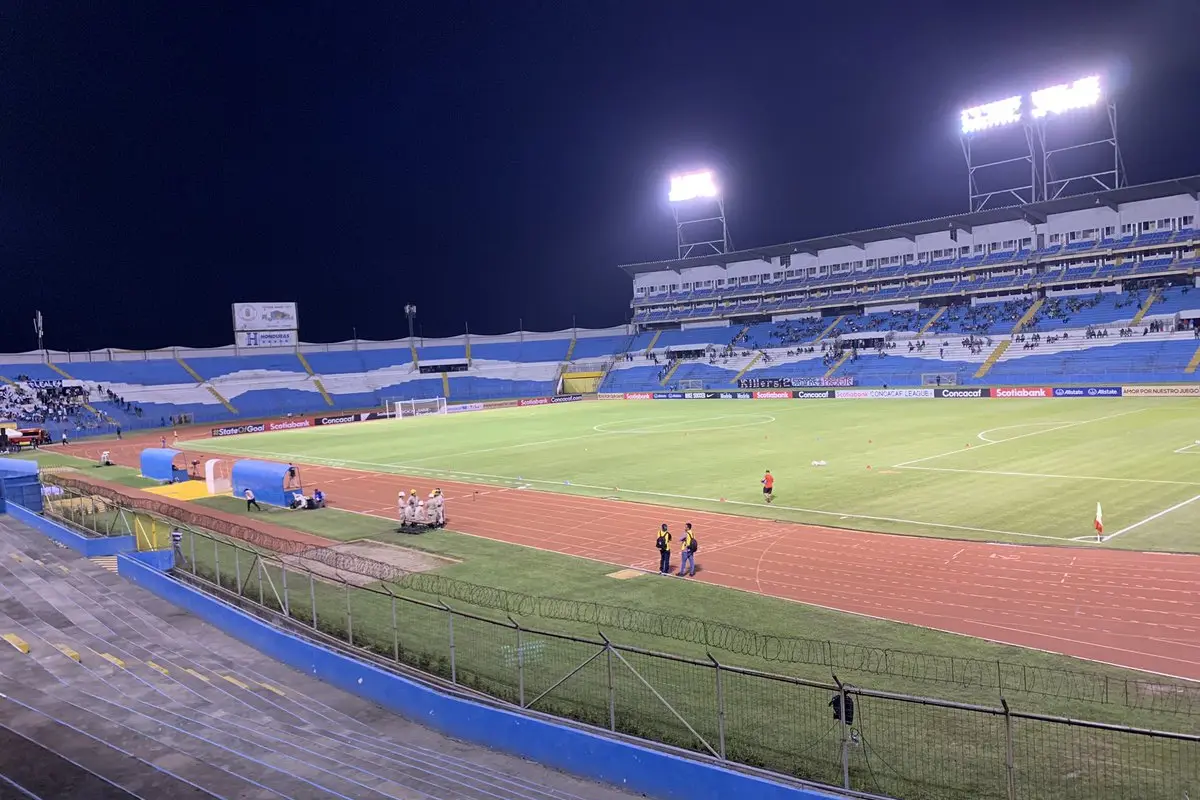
[115,553,843,800]
[7,503,136,557]
[131,548,175,571]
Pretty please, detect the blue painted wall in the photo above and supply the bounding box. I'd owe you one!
[115,552,845,800]
[8,503,136,557]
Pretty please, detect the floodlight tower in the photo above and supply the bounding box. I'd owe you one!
[668,170,730,260]
[960,95,1041,212]
[1032,76,1125,201]
[404,304,417,342]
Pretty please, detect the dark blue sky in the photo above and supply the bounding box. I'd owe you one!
[3,1,1199,350]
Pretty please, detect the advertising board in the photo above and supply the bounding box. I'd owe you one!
[835,388,935,399]
[1052,387,1122,398]
[211,417,312,437]
[934,388,987,399]
[990,387,1052,398]
[792,390,834,399]
[753,391,791,399]
[1121,385,1200,397]
[235,330,298,348]
[232,302,299,332]
[446,403,485,414]
[597,393,625,400]
[737,376,855,389]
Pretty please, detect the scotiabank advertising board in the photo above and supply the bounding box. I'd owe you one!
[211,417,312,437]
[753,391,791,399]
[518,394,583,407]
[990,387,1051,398]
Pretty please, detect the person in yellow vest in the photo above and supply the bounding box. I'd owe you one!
[678,523,697,577]
[655,523,672,575]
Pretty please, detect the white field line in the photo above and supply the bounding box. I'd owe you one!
[892,407,1151,469]
[897,465,1200,487]
[199,444,1069,542]
[1173,442,1200,455]
[1102,494,1200,542]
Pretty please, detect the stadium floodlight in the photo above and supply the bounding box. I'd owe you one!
[960,96,1023,135]
[1031,75,1101,119]
[668,170,719,203]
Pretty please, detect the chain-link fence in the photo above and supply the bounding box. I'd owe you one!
[159,522,1196,800]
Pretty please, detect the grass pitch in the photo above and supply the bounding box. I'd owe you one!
[198,397,1200,551]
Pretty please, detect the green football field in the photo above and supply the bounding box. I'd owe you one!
[197,397,1200,552]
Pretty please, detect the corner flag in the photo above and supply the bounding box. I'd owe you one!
[1094,503,1104,535]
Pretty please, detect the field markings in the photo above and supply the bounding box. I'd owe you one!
[1173,441,1200,455]
[893,407,1151,469]
[1102,494,1200,542]
[210,445,1071,542]
[896,466,1200,487]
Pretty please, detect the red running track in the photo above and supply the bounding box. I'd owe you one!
[68,433,1200,681]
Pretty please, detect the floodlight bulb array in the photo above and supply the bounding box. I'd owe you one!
[960,96,1023,134]
[1031,75,1101,118]
[669,171,719,202]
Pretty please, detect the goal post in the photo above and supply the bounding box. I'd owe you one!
[387,396,448,418]
[677,379,704,391]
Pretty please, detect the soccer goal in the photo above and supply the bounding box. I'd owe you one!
[388,396,448,418]
[678,379,705,391]
[921,372,959,386]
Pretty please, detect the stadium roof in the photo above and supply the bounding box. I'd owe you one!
[619,175,1200,277]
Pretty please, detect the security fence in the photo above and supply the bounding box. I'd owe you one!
[38,475,1200,799]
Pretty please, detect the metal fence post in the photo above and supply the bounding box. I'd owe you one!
[600,631,616,732]
[310,572,318,629]
[509,615,525,707]
[281,562,290,617]
[1001,698,1017,800]
[189,532,196,574]
[834,674,850,791]
[214,538,221,587]
[708,651,727,760]
[234,547,242,595]
[345,581,354,646]
[256,557,264,605]
[442,601,457,683]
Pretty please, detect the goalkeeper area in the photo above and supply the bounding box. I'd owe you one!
[198,396,1200,552]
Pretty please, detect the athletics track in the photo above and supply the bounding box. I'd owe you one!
[66,431,1200,682]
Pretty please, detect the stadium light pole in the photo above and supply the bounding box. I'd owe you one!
[33,311,44,353]
[404,304,417,344]
[668,170,730,260]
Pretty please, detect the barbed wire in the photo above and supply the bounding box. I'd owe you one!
[44,472,1200,716]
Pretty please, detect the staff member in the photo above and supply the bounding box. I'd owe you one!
[678,523,697,577]
[762,469,775,504]
[655,524,672,575]
[170,527,185,568]
[244,488,261,511]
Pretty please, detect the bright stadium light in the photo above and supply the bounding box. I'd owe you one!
[1031,75,1102,118]
[960,96,1023,134]
[668,170,719,203]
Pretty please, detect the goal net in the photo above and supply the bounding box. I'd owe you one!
[677,379,705,391]
[388,396,448,418]
[921,372,959,386]
[204,458,232,495]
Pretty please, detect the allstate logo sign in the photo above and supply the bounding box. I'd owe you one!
[1053,387,1122,398]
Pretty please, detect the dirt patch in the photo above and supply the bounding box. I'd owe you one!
[606,569,643,580]
[282,538,458,587]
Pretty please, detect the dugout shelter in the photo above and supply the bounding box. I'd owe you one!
[231,460,291,508]
[140,448,189,483]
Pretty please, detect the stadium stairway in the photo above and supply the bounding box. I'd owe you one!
[812,316,843,343]
[0,518,636,800]
[658,359,683,386]
[644,330,662,354]
[1186,343,1200,374]
[1129,288,1161,326]
[46,362,75,380]
[823,352,851,379]
[919,308,945,334]
[973,340,1010,379]
[205,385,238,415]
[177,358,205,384]
[313,378,335,406]
[296,352,315,376]
[729,352,761,385]
[1011,298,1044,334]
[441,371,451,397]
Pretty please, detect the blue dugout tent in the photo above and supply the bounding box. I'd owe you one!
[0,458,40,511]
[140,448,188,483]
[231,460,290,508]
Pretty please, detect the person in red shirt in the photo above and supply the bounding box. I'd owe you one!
[762,470,774,504]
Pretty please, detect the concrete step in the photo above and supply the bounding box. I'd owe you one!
[0,722,147,799]
[0,519,637,800]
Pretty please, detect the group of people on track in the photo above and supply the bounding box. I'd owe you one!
[398,488,446,528]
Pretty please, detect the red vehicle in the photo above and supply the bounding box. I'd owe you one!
[2,427,51,449]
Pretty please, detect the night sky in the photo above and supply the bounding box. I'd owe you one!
[4,1,1199,351]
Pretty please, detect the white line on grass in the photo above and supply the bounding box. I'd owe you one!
[892,407,1150,469]
[896,465,1200,487]
[207,445,1069,542]
[1173,442,1200,455]
[1102,494,1200,542]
